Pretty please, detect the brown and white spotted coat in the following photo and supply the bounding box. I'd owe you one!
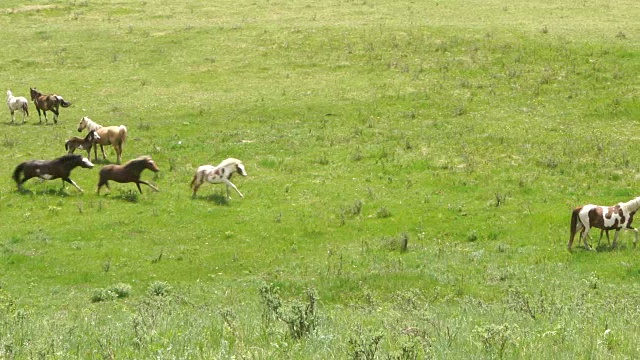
[569,196,640,251]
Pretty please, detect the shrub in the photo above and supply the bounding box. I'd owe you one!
[147,281,172,297]
[110,283,132,298]
[91,289,117,303]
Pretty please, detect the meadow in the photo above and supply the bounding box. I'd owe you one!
[0,0,639,358]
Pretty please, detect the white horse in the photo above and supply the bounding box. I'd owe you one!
[190,158,247,198]
[6,90,29,123]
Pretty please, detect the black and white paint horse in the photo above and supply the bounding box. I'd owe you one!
[12,154,94,193]
[190,158,247,198]
[569,196,640,251]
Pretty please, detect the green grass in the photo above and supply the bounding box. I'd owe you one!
[0,0,639,358]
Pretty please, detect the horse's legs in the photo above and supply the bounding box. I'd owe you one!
[223,179,244,199]
[97,180,109,194]
[612,229,622,249]
[100,144,107,160]
[62,177,84,192]
[10,109,15,123]
[114,145,122,164]
[581,225,592,250]
[139,181,159,192]
[35,107,42,123]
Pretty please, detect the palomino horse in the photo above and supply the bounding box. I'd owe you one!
[65,130,101,161]
[191,158,247,198]
[77,116,128,164]
[97,156,160,194]
[6,90,29,123]
[13,154,94,192]
[569,196,640,251]
[30,87,71,124]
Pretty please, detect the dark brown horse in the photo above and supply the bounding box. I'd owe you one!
[30,87,71,124]
[13,154,94,192]
[65,130,101,161]
[97,156,160,194]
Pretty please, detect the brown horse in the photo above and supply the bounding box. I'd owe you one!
[65,130,101,161]
[13,154,94,192]
[30,87,71,124]
[77,116,127,164]
[97,156,160,194]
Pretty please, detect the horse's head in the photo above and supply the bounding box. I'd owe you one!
[236,163,247,176]
[88,130,101,142]
[29,88,39,101]
[77,116,88,132]
[7,90,12,98]
[144,157,160,172]
[80,157,95,169]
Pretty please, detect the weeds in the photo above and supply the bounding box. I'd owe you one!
[259,283,319,339]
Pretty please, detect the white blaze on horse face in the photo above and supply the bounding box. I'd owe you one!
[237,164,247,176]
[82,158,95,168]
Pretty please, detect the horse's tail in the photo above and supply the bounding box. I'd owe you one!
[22,102,29,116]
[118,125,127,146]
[569,206,582,251]
[64,140,70,152]
[12,163,24,187]
[57,96,71,107]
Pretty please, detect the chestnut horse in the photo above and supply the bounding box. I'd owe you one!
[569,196,640,251]
[6,90,29,123]
[30,87,71,124]
[97,156,160,194]
[13,154,94,192]
[77,116,127,164]
[190,158,247,198]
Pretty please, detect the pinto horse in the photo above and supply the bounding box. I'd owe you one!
[77,116,127,164]
[97,156,160,194]
[13,154,94,193]
[30,87,71,124]
[191,158,247,198]
[569,196,640,251]
[6,90,29,123]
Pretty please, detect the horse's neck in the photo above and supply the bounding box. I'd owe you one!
[87,121,102,131]
[622,198,640,212]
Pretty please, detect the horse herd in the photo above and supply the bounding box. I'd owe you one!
[7,88,248,199]
[7,88,639,253]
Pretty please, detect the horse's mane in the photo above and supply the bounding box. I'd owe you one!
[621,197,640,212]
[56,154,82,162]
[124,156,152,167]
[217,158,242,168]
[80,117,102,131]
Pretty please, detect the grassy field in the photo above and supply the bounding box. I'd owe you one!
[0,0,639,358]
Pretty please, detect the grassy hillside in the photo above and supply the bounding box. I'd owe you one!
[0,0,639,358]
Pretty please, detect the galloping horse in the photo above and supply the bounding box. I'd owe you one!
[30,87,71,124]
[569,196,640,251]
[6,90,29,123]
[191,158,247,198]
[77,116,128,164]
[97,156,160,194]
[13,154,94,192]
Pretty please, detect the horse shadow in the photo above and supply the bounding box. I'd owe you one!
[196,193,229,206]
[16,187,72,197]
